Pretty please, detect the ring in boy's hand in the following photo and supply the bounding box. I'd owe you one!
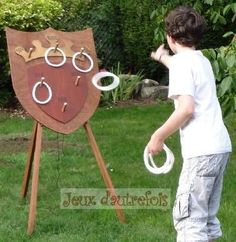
[143,144,175,174]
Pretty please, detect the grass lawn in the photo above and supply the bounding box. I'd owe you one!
[0,102,235,242]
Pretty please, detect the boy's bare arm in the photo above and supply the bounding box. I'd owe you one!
[147,95,194,155]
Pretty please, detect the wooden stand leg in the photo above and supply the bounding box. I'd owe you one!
[84,122,125,223]
[21,121,38,198]
[27,122,42,235]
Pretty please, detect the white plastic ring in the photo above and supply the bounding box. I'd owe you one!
[143,144,175,174]
[72,51,94,73]
[32,81,52,105]
[44,47,66,67]
[92,71,120,91]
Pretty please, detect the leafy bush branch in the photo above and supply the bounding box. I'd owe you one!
[203,34,236,117]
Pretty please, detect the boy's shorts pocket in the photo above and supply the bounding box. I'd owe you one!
[173,192,190,221]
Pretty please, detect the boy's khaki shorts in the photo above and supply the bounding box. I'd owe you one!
[173,152,230,242]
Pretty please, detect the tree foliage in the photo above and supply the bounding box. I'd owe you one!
[151,0,236,116]
[151,0,236,48]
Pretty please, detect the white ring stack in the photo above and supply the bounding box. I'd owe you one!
[72,52,94,73]
[92,71,120,91]
[32,81,52,105]
[143,144,175,174]
[44,47,66,67]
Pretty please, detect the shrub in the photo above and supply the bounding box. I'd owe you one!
[57,0,160,80]
[57,0,125,71]
[0,0,63,30]
[203,34,236,117]
[151,0,236,116]
[0,0,63,106]
[151,0,236,49]
[118,1,159,76]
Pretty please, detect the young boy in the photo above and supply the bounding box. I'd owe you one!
[148,6,232,242]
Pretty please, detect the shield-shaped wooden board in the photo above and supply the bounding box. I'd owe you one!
[6,27,101,134]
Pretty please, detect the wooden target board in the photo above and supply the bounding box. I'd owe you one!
[5,28,125,235]
[6,27,101,134]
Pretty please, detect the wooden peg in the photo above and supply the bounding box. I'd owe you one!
[54,42,59,52]
[79,47,85,55]
[75,76,81,86]
[28,48,34,58]
[61,102,68,112]
[77,47,85,61]
[40,77,45,86]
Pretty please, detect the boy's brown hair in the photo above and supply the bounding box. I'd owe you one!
[164,6,206,47]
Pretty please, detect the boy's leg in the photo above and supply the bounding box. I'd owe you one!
[207,153,229,241]
[173,153,229,242]
[173,156,209,242]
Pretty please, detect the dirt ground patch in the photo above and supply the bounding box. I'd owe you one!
[0,136,63,155]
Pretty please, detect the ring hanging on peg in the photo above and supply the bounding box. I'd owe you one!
[72,50,94,73]
[75,76,81,86]
[44,46,66,68]
[32,81,52,105]
[61,102,68,112]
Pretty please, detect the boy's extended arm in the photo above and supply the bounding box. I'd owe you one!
[147,95,194,155]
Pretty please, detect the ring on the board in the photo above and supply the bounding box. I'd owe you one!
[92,71,120,91]
[72,51,94,73]
[44,47,66,67]
[32,81,52,105]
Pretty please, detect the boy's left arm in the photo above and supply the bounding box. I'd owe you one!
[147,95,194,155]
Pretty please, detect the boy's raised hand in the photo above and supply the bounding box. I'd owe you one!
[150,44,168,61]
[151,44,171,68]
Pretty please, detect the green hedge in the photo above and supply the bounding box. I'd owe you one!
[0,0,63,106]
[57,0,162,81]
[151,0,236,49]
[57,0,125,71]
[203,35,236,117]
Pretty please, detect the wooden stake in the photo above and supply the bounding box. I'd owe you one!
[27,122,43,235]
[83,122,125,223]
[21,121,38,198]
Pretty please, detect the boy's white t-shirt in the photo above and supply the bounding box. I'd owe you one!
[168,50,232,159]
